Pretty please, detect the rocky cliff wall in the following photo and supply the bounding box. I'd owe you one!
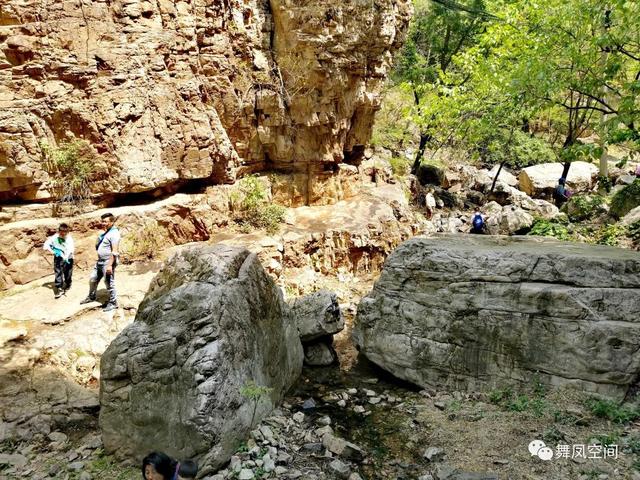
[0,0,411,205]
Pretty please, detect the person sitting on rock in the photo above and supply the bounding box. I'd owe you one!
[553,177,571,206]
[142,451,176,480]
[174,459,198,480]
[43,222,75,298]
[80,212,121,312]
[470,211,485,234]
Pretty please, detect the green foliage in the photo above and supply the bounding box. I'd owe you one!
[40,140,95,215]
[240,380,273,428]
[597,175,612,193]
[232,176,286,235]
[121,222,165,263]
[389,156,410,178]
[529,218,571,241]
[566,195,606,222]
[371,86,416,151]
[586,398,640,424]
[610,179,640,218]
[387,0,640,174]
[594,224,628,246]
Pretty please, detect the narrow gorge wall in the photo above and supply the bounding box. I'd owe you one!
[0,0,411,205]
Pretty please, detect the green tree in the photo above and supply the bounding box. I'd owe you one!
[393,0,490,173]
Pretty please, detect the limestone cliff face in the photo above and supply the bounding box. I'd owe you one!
[0,0,411,204]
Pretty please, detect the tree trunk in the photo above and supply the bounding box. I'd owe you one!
[599,149,608,178]
[411,132,430,175]
[561,161,571,181]
[490,160,506,192]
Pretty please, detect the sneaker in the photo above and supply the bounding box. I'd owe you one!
[102,303,118,312]
[80,296,96,305]
[54,291,62,299]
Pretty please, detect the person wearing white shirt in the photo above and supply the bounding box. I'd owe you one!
[43,223,75,298]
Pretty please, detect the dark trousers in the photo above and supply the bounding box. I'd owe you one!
[88,258,117,305]
[54,256,73,290]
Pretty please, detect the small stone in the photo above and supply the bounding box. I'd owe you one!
[349,474,363,480]
[0,454,27,468]
[79,473,92,480]
[302,398,317,410]
[493,459,509,465]
[354,406,366,414]
[262,454,275,472]
[368,397,382,405]
[434,402,446,410]
[48,432,68,443]
[329,459,351,479]
[303,443,323,452]
[322,433,365,462]
[347,388,358,395]
[315,425,333,437]
[230,456,242,471]
[275,466,288,475]
[423,447,444,462]
[238,469,254,480]
[317,415,331,426]
[337,400,347,407]
[277,452,292,464]
[69,461,85,471]
[364,389,376,397]
[259,425,274,442]
[293,412,305,423]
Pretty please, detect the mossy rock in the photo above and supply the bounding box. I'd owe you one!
[611,179,640,218]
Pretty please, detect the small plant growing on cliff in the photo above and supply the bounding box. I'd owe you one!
[231,176,286,235]
[240,381,273,428]
[40,140,95,215]
[587,398,640,424]
[120,221,165,263]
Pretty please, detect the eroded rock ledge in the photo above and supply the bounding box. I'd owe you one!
[0,0,411,204]
[353,235,640,400]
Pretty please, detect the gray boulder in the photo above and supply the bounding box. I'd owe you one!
[303,341,338,367]
[353,235,640,400]
[99,245,303,475]
[519,161,598,198]
[622,205,640,226]
[290,290,344,342]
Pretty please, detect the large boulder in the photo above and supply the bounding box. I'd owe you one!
[621,206,640,226]
[353,235,640,400]
[99,245,303,475]
[519,161,599,198]
[290,290,344,342]
[611,179,640,219]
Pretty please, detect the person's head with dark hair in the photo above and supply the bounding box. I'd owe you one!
[177,459,198,479]
[141,451,175,480]
[58,223,70,238]
[100,212,116,229]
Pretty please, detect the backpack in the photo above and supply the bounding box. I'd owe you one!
[472,214,484,230]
